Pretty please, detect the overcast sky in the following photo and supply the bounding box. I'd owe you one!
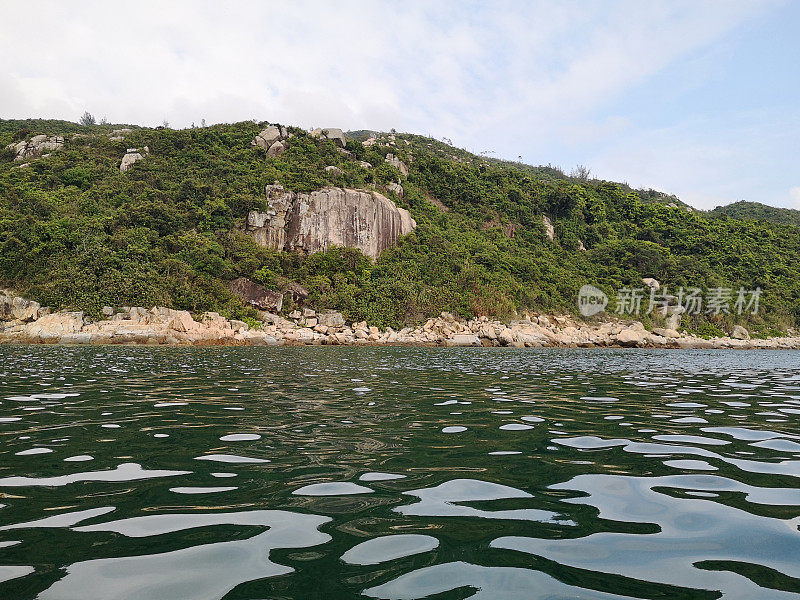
[2,1,798,209]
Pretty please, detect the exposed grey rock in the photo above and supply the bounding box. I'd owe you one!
[317,311,345,328]
[615,327,646,347]
[246,184,296,250]
[108,128,132,141]
[731,325,750,340]
[102,306,114,317]
[267,140,286,157]
[284,282,310,301]
[0,294,41,322]
[385,153,409,177]
[120,147,149,172]
[542,215,554,240]
[325,165,342,174]
[359,161,373,168]
[642,277,660,291]
[652,327,680,338]
[386,182,403,197]
[229,277,283,312]
[244,185,416,260]
[6,135,64,160]
[252,125,283,150]
[58,332,94,344]
[309,127,346,147]
[444,334,481,347]
[23,312,84,340]
[229,319,249,331]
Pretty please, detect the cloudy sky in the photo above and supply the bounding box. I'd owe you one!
[2,0,798,209]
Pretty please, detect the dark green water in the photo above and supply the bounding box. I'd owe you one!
[1,346,799,599]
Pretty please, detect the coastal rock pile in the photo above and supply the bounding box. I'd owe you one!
[1,292,796,349]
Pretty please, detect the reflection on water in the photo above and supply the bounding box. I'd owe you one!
[0,346,799,599]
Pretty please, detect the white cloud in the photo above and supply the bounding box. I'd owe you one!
[0,0,789,207]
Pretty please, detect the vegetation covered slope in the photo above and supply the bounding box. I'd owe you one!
[709,200,800,227]
[1,118,799,334]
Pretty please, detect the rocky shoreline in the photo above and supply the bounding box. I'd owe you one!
[1,293,798,349]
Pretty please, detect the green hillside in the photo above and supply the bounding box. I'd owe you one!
[709,200,800,227]
[1,118,799,334]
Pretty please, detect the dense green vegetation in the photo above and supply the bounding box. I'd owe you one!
[1,118,799,334]
[709,200,800,227]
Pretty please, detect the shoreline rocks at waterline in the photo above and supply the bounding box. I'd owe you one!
[1,293,798,349]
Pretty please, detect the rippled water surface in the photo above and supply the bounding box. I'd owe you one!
[1,346,799,599]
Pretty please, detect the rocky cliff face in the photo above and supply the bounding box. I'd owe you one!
[245,185,416,259]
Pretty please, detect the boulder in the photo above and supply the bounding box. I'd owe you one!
[252,125,284,150]
[444,334,481,347]
[169,311,199,333]
[731,325,750,340]
[665,311,682,330]
[317,311,345,328]
[0,294,41,322]
[359,161,373,169]
[58,332,95,345]
[309,128,346,147]
[244,185,416,260]
[652,327,680,338]
[229,277,283,312]
[615,327,646,347]
[385,153,409,177]
[108,128,132,141]
[284,282,309,301]
[266,140,286,157]
[386,182,403,197]
[6,135,64,160]
[642,277,660,291]
[23,312,84,340]
[120,147,148,172]
[325,165,342,174]
[675,337,715,349]
[542,215,555,240]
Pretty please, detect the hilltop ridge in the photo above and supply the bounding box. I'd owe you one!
[1,118,798,335]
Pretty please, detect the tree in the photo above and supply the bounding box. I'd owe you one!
[571,165,591,181]
[79,111,96,126]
